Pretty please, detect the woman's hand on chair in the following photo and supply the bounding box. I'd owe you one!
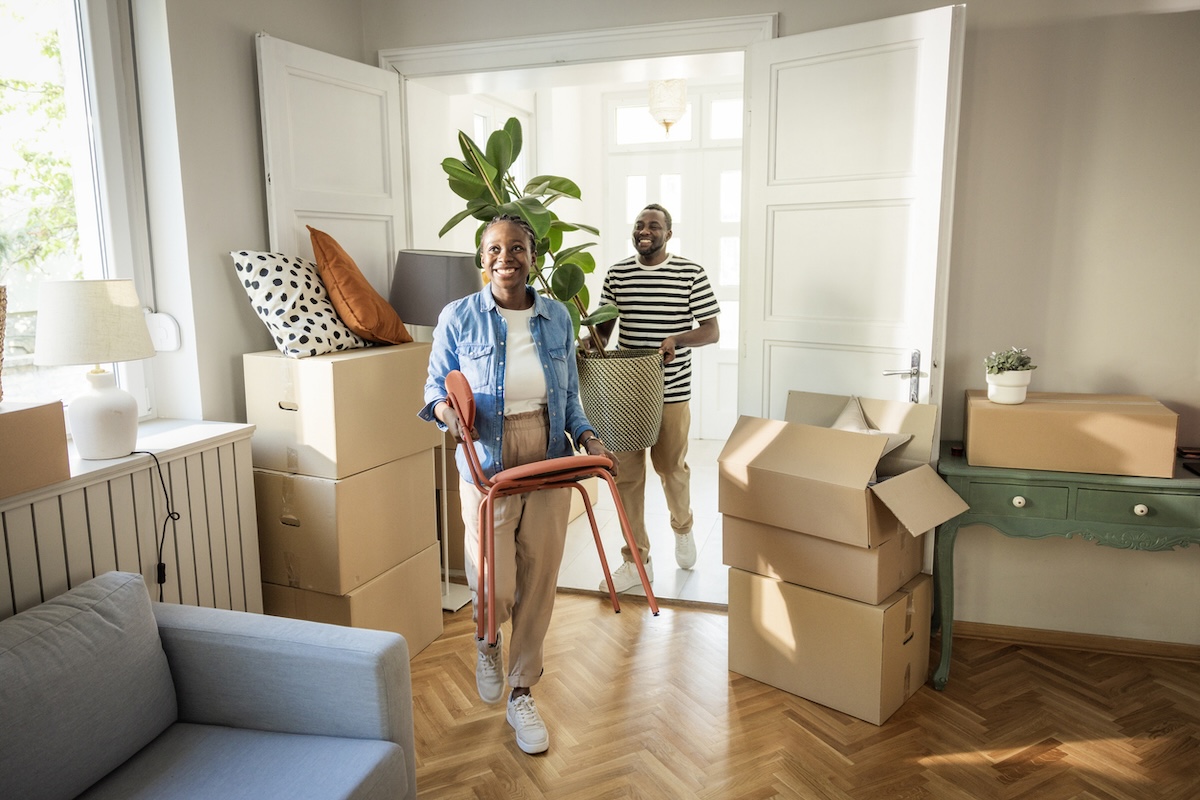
[436,404,473,443]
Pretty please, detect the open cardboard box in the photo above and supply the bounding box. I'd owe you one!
[718,391,968,549]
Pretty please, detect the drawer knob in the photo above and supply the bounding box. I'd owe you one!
[1012,496,1027,508]
[1133,503,1149,517]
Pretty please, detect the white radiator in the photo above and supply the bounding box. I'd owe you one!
[0,420,262,620]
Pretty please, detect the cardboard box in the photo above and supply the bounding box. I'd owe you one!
[718,392,968,548]
[728,569,931,725]
[255,449,436,595]
[722,515,922,605]
[437,476,599,572]
[244,343,441,479]
[0,402,70,501]
[262,542,443,656]
[964,390,1178,478]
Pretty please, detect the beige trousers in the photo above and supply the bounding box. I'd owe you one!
[460,409,571,689]
[614,400,694,564]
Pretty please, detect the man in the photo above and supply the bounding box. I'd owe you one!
[590,204,720,592]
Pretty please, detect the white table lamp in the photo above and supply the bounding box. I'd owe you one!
[34,280,156,460]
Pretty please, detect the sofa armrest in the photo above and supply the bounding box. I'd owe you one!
[152,602,415,795]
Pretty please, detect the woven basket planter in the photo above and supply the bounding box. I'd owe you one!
[576,348,664,452]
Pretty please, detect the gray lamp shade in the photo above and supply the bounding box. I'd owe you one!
[388,250,481,327]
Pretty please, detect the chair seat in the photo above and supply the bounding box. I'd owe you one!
[492,454,613,483]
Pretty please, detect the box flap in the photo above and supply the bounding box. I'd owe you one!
[870,464,969,536]
[719,415,887,489]
[786,391,938,474]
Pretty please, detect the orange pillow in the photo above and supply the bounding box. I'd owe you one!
[308,226,413,345]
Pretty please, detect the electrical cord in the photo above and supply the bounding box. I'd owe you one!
[132,450,179,601]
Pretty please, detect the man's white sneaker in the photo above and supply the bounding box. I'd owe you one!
[600,557,653,594]
[507,694,549,754]
[476,631,505,704]
[675,530,697,570]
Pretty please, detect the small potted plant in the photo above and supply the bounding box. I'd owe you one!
[983,346,1037,404]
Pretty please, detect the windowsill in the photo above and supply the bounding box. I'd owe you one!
[3,419,255,510]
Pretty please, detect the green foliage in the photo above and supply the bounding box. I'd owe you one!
[439,117,615,348]
[984,347,1037,374]
[0,21,79,282]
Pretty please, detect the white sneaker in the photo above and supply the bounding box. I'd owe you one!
[600,557,653,594]
[675,530,697,570]
[507,693,550,754]
[476,631,505,704]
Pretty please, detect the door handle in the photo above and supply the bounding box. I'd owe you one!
[882,350,921,402]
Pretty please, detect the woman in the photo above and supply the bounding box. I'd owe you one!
[419,215,615,755]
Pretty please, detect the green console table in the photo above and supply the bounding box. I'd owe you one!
[932,442,1200,690]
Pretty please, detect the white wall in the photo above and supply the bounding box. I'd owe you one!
[143,0,1200,645]
[136,0,367,423]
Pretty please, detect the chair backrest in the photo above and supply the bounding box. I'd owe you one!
[444,370,489,491]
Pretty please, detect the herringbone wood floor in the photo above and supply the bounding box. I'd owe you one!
[410,593,1200,799]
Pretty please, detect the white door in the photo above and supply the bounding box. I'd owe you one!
[255,34,408,294]
[740,6,964,425]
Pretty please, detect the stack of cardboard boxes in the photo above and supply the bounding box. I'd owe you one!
[718,391,968,725]
[244,344,444,655]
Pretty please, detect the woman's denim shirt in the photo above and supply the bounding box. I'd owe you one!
[419,286,594,480]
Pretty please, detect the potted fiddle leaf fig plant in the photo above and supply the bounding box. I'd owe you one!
[438,117,618,349]
[439,118,664,451]
[983,346,1037,404]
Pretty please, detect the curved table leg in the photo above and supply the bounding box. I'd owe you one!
[931,519,961,691]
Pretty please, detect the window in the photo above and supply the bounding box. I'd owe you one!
[0,0,153,413]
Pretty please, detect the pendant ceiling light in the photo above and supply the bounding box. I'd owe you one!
[648,79,687,135]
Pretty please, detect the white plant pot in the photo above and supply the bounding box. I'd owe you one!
[985,369,1033,404]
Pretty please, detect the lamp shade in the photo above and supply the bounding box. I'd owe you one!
[34,279,155,367]
[388,250,481,327]
[648,79,687,133]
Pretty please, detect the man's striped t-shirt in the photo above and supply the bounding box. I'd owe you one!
[600,254,720,403]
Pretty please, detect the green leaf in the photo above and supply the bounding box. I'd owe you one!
[581,304,620,326]
[550,262,585,301]
[508,197,553,240]
[564,300,582,341]
[524,175,581,200]
[485,129,514,176]
[441,158,478,182]
[503,117,523,161]
[458,131,498,189]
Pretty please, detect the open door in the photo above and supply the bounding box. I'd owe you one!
[255,34,408,293]
[740,6,964,429]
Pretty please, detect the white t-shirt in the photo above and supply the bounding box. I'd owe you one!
[497,305,547,415]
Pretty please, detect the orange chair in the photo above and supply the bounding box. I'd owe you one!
[443,369,658,646]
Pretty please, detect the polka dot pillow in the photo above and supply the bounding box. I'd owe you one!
[231,250,368,357]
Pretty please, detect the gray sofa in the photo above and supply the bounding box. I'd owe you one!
[0,571,416,800]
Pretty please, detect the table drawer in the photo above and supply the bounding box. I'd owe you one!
[967,482,1069,519]
[1076,489,1199,528]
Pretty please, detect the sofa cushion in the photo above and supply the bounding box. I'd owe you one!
[0,572,177,800]
[77,722,409,800]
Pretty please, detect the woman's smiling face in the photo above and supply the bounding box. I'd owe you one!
[481,220,533,292]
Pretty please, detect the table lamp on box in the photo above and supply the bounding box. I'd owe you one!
[388,250,480,611]
[34,280,156,460]
[388,249,481,333]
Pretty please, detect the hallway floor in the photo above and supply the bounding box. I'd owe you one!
[556,438,727,606]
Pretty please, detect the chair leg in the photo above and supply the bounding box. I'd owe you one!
[485,494,499,647]
[572,482,620,613]
[475,495,488,643]
[597,472,659,617]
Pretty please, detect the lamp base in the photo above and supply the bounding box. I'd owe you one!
[68,370,139,460]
